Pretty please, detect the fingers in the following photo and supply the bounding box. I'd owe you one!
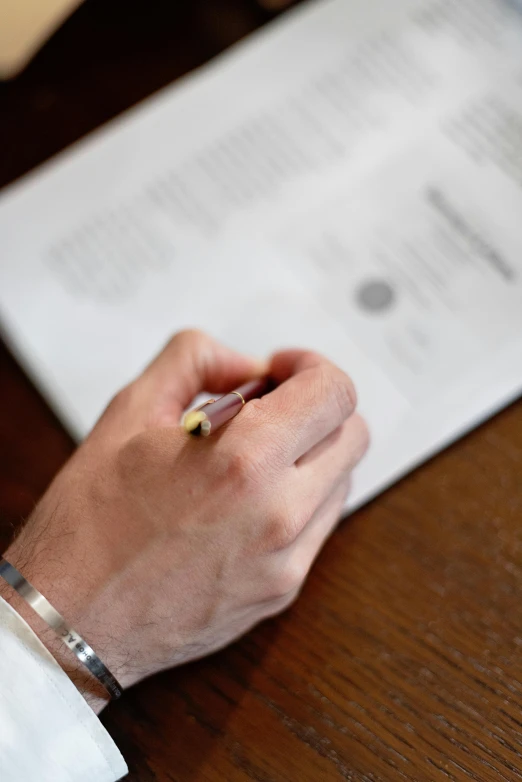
[246,413,367,559]
[137,330,267,422]
[292,415,368,560]
[295,413,369,506]
[236,350,357,463]
[269,349,332,385]
[290,477,352,570]
[260,479,352,612]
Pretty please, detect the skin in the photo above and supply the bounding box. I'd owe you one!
[0,330,368,712]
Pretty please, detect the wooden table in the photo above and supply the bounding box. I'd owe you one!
[2,2,522,779]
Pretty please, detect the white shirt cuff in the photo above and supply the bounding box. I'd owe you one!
[0,596,128,782]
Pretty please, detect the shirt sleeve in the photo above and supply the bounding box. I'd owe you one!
[0,596,128,782]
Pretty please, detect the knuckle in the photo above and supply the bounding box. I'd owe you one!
[240,396,267,422]
[322,365,357,420]
[238,397,280,434]
[170,328,209,352]
[307,363,357,424]
[224,445,269,487]
[104,383,135,416]
[238,401,291,463]
[263,506,308,551]
[272,558,308,600]
[355,413,371,456]
[341,412,370,466]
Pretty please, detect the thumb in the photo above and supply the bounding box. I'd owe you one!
[138,330,267,421]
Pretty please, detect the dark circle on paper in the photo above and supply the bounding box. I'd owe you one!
[356,279,396,313]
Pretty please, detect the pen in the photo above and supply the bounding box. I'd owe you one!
[183,378,270,437]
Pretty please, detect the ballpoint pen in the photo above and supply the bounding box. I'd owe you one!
[183,378,270,437]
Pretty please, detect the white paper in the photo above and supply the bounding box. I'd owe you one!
[0,0,521,509]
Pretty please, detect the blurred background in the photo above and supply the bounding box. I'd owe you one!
[2,4,522,782]
[0,0,294,189]
[0,0,296,546]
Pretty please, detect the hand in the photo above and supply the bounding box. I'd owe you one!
[1,331,368,712]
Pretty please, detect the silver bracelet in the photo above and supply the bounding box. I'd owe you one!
[0,557,122,700]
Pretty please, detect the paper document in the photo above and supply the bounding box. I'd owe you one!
[1,0,522,509]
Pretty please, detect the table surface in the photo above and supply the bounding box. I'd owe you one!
[1,2,522,780]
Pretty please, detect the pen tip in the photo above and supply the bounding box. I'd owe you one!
[183,410,207,434]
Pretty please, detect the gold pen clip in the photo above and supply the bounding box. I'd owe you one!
[194,399,216,411]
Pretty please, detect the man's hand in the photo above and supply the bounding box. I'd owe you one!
[1,331,368,711]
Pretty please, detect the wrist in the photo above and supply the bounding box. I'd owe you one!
[41,631,111,714]
[0,554,111,714]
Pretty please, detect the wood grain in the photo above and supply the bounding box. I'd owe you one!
[1,2,522,779]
